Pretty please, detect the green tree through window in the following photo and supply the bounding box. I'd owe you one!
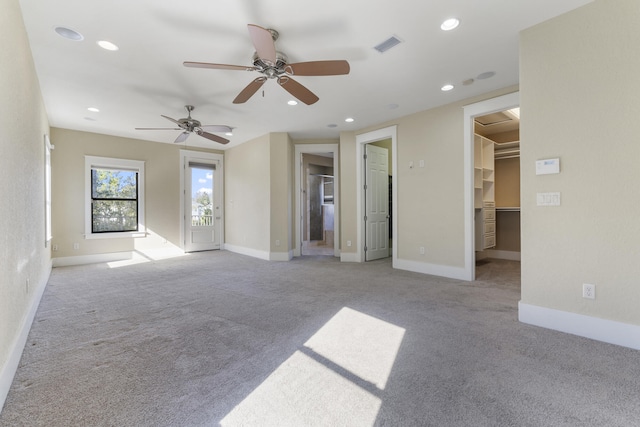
[91,168,138,232]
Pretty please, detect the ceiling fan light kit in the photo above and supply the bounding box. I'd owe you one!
[184,24,350,105]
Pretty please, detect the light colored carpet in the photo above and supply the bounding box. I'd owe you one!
[1,251,639,426]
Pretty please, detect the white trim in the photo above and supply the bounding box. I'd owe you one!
[224,243,271,261]
[395,258,469,281]
[52,251,133,267]
[340,252,360,263]
[84,155,146,239]
[294,144,340,257]
[180,150,224,252]
[44,135,53,246]
[519,302,640,350]
[224,244,293,262]
[0,267,50,410]
[270,251,294,261]
[355,126,398,264]
[482,249,521,261]
[463,92,519,281]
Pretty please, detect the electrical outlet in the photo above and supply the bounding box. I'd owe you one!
[73,243,79,250]
[347,240,352,247]
[583,283,595,299]
[52,244,58,251]
[275,239,280,247]
[419,246,425,255]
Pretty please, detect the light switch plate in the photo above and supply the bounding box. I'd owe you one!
[537,192,561,206]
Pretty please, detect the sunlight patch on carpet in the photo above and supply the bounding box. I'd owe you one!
[220,307,405,425]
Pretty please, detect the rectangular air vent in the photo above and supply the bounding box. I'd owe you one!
[374,35,403,53]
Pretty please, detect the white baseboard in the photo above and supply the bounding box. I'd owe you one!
[340,252,360,262]
[1,265,51,412]
[52,251,133,267]
[395,258,468,281]
[519,302,640,350]
[269,250,293,261]
[224,244,292,262]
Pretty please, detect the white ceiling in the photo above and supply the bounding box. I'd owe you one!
[18,0,592,149]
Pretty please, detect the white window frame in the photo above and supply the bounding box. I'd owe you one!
[45,135,54,247]
[85,155,146,239]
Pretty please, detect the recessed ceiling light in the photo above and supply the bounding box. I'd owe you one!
[327,124,338,128]
[345,117,355,123]
[97,40,119,51]
[287,100,298,106]
[462,78,475,86]
[87,107,100,112]
[441,84,454,91]
[54,26,83,41]
[387,103,399,110]
[477,71,496,80]
[441,18,460,31]
[225,132,233,136]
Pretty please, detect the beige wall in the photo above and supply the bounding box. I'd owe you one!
[339,87,518,268]
[225,132,293,259]
[50,128,222,258]
[269,133,292,254]
[0,0,51,405]
[520,0,640,325]
[225,134,271,252]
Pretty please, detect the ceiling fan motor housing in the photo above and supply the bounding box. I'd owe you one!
[252,51,289,78]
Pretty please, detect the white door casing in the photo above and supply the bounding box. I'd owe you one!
[364,144,389,261]
[353,126,397,264]
[463,92,519,280]
[180,150,224,253]
[294,144,339,257]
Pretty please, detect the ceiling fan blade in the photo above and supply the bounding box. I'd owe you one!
[233,77,267,104]
[135,127,182,131]
[183,61,257,71]
[248,24,276,66]
[277,76,319,105]
[286,60,351,76]
[161,115,183,127]
[174,131,190,143]
[196,129,230,145]
[201,125,232,133]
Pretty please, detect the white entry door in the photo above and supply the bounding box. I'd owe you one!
[364,144,389,261]
[184,159,222,252]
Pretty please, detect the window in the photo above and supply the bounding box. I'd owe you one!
[85,156,145,238]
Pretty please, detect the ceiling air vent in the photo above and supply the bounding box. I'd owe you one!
[374,35,403,53]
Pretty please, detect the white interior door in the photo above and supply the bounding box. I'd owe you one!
[184,160,221,252]
[365,144,389,261]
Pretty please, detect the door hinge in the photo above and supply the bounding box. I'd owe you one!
[364,154,368,160]
[364,184,368,190]
[364,215,367,221]
[364,246,368,252]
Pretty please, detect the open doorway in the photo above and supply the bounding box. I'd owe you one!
[474,109,521,269]
[463,92,519,280]
[302,153,335,256]
[294,144,339,257]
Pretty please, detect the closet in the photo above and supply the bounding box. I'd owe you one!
[474,109,521,259]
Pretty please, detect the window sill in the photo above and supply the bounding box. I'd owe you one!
[84,231,147,240]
